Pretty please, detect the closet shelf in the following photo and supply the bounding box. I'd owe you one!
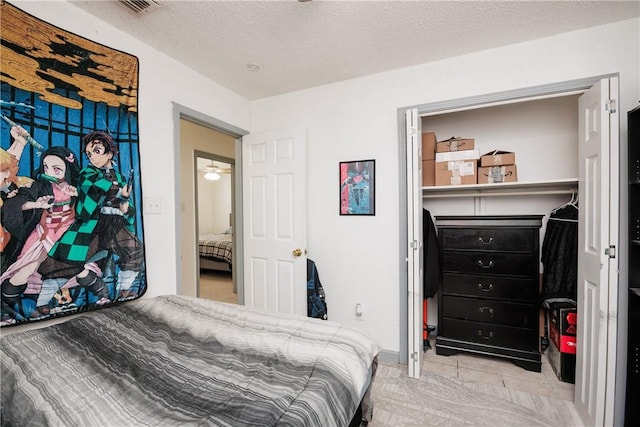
[422,178,578,198]
[632,240,640,247]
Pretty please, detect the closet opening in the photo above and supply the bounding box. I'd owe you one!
[399,74,621,426]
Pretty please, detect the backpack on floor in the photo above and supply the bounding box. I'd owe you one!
[307,259,328,320]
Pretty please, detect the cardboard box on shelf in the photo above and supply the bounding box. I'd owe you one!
[422,132,436,160]
[435,160,477,186]
[436,137,475,153]
[478,165,518,184]
[422,160,435,186]
[547,302,577,383]
[480,150,516,167]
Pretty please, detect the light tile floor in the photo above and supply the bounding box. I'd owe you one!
[423,338,576,402]
[369,349,582,427]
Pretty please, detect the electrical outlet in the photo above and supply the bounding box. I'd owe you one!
[144,197,162,214]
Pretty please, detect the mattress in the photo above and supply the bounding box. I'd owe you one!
[1,294,380,426]
[198,233,233,265]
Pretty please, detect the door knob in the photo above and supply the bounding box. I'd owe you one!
[292,248,303,257]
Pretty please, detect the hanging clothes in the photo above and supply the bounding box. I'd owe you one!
[423,209,440,299]
[541,199,578,305]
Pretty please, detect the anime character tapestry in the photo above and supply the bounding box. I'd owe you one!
[0,2,147,327]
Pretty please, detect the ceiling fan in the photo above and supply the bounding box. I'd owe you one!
[199,161,231,181]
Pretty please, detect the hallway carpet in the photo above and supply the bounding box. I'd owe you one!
[199,270,236,304]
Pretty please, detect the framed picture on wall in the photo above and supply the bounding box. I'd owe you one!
[339,159,375,216]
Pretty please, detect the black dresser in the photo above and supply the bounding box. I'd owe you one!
[625,105,640,426]
[435,215,543,372]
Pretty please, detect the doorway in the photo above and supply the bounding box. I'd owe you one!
[174,103,248,303]
[195,153,236,304]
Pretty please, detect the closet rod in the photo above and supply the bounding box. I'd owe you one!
[423,189,577,199]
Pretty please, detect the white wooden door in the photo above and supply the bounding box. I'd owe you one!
[575,77,619,426]
[242,126,307,316]
[406,108,424,378]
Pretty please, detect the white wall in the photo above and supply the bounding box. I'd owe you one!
[2,1,250,335]
[250,18,640,355]
[198,173,232,235]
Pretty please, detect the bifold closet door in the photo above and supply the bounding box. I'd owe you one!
[575,77,620,427]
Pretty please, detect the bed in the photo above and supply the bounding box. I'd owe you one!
[199,232,233,272]
[1,295,380,426]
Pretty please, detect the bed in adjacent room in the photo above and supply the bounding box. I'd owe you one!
[199,231,233,272]
[1,295,380,427]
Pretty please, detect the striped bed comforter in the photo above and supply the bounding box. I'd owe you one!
[1,295,380,427]
[198,233,233,265]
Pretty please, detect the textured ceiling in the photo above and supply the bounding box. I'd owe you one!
[70,0,640,101]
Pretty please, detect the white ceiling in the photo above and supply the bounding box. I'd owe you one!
[71,0,640,101]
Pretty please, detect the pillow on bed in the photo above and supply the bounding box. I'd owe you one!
[224,227,233,234]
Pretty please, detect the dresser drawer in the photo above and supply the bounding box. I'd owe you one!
[442,272,536,301]
[441,318,538,352]
[442,251,537,276]
[440,228,537,252]
[442,296,538,328]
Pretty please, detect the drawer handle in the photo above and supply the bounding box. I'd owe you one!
[476,260,494,269]
[479,306,495,317]
[478,237,493,245]
[477,330,494,340]
[477,283,494,292]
